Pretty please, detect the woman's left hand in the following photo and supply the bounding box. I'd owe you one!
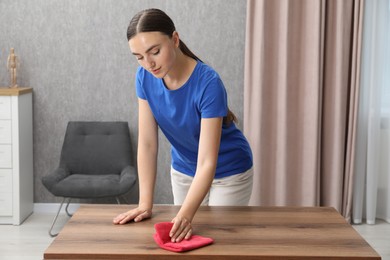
[170,215,193,243]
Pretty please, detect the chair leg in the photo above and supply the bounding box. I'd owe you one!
[121,196,129,204]
[48,197,72,237]
[116,196,128,204]
[65,198,73,217]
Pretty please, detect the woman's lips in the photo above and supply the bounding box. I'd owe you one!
[151,68,161,74]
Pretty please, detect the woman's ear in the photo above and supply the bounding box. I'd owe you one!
[172,31,180,48]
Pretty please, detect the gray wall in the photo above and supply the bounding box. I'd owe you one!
[0,0,247,204]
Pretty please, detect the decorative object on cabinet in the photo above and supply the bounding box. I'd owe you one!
[6,48,20,88]
[0,87,33,225]
[41,121,137,237]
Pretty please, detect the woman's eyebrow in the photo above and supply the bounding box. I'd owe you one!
[132,44,160,55]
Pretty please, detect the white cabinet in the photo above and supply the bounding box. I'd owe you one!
[0,88,33,225]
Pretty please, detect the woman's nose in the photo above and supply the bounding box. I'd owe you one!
[145,57,155,69]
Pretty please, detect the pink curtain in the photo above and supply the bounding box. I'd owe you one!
[244,0,363,221]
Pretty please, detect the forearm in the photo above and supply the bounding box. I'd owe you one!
[112,141,157,225]
[177,118,222,221]
[137,143,158,208]
[177,164,215,221]
[136,98,159,209]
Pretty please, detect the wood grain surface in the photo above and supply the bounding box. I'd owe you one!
[0,87,32,96]
[43,205,381,259]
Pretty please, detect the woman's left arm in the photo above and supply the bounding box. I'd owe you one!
[169,117,223,242]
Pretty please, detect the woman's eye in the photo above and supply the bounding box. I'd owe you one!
[153,50,160,55]
[136,56,143,60]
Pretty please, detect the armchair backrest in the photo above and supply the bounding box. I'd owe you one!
[59,121,133,175]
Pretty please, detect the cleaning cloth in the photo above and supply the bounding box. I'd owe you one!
[153,222,214,252]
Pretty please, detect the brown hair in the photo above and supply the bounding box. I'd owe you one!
[127,8,237,125]
[127,8,201,62]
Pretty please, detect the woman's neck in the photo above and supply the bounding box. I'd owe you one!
[163,51,197,90]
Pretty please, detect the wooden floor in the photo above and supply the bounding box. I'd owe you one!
[0,212,389,260]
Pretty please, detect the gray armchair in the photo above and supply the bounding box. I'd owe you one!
[42,121,137,236]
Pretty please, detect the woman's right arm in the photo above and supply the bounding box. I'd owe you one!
[113,98,158,224]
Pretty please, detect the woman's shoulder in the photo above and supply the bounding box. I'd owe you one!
[194,61,221,82]
[136,66,146,77]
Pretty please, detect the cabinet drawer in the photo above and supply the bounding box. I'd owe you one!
[0,145,12,168]
[0,169,12,215]
[0,169,12,193]
[0,192,12,216]
[0,96,11,119]
[0,120,12,144]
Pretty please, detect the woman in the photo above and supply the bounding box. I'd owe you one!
[113,8,253,243]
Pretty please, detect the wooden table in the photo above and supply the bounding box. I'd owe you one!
[44,205,381,259]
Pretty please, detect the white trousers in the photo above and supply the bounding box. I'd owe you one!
[170,167,253,206]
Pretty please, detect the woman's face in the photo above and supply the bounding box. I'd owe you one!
[129,31,179,78]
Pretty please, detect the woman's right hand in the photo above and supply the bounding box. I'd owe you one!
[112,206,152,225]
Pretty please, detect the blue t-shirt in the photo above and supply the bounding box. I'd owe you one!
[136,61,253,178]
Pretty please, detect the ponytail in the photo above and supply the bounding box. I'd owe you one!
[223,109,237,126]
[179,39,203,63]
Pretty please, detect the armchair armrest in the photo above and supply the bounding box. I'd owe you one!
[118,165,137,193]
[42,167,71,192]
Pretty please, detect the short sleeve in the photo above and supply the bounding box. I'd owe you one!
[135,66,147,100]
[199,77,228,118]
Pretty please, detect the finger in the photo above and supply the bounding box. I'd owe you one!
[184,228,193,240]
[113,213,126,224]
[170,219,187,242]
[119,214,135,224]
[175,225,192,243]
[134,210,150,222]
[169,220,181,239]
[172,220,190,242]
[175,226,188,243]
[113,215,120,224]
[118,211,139,224]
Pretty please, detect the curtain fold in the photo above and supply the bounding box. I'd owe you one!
[244,0,363,220]
[343,0,364,222]
[353,0,390,224]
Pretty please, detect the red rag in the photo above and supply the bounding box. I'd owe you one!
[153,222,214,252]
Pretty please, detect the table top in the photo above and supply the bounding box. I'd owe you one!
[44,204,381,259]
[0,87,32,96]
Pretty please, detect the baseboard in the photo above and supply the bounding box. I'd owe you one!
[34,203,81,214]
